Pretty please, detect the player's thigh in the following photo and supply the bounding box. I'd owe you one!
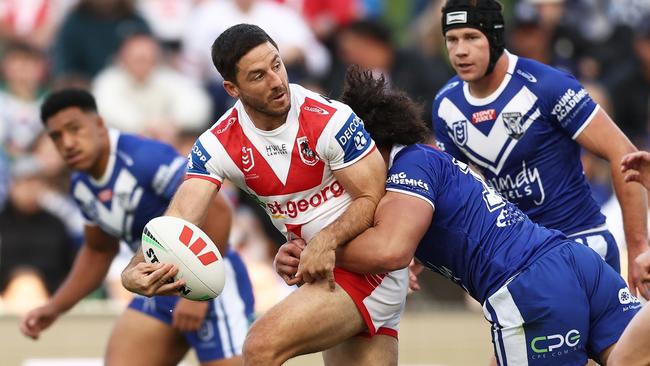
[322,334,397,366]
[602,304,650,366]
[106,307,188,366]
[245,280,366,360]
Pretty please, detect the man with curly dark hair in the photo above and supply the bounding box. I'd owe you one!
[276,67,638,366]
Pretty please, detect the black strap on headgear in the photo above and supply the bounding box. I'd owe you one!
[441,0,505,76]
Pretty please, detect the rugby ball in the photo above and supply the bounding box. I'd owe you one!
[141,216,225,301]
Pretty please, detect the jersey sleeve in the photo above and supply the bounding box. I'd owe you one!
[184,134,224,189]
[432,99,469,163]
[386,147,439,209]
[320,110,376,170]
[540,70,599,139]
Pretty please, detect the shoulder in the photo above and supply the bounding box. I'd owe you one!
[433,76,463,102]
[512,55,581,92]
[117,132,179,165]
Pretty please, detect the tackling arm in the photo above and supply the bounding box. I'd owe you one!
[576,108,649,297]
[336,192,433,273]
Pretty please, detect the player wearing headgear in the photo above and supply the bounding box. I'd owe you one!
[276,67,640,366]
[21,89,254,366]
[432,0,648,298]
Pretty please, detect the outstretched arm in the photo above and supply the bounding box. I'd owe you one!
[576,109,649,298]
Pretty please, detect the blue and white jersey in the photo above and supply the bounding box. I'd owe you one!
[71,130,186,250]
[433,51,604,236]
[386,144,565,303]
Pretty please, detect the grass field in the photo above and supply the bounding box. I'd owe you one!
[1,303,493,366]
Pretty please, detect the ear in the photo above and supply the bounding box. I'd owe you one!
[223,80,240,99]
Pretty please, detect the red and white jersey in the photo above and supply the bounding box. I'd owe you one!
[186,84,375,241]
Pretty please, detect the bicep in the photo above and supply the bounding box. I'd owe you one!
[332,148,386,200]
[575,109,637,160]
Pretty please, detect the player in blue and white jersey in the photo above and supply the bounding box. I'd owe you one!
[20,89,254,366]
[277,68,640,365]
[432,0,648,297]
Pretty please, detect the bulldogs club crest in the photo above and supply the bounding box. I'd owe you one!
[502,112,525,140]
[452,120,468,146]
[242,147,255,172]
[297,136,319,166]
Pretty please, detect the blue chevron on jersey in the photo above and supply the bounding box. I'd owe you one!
[71,130,186,250]
[433,51,604,236]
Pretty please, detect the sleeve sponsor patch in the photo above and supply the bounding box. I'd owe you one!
[551,87,591,127]
[335,113,371,163]
[187,139,212,175]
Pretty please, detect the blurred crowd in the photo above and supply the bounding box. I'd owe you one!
[0,0,649,315]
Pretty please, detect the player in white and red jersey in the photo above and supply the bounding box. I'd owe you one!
[121,24,408,366]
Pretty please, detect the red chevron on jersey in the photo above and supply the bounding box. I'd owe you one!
[211,97,335,196]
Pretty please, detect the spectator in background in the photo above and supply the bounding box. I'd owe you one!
[181,0,330,118]
[508,1,554,66]
[607,16,650,148]
[0,161,76,297]
[136,0,197,59]
[0,41,46,158]
[92,33,211,144]
[0,0,74,50]
[325,19,451,127]
[51,0,150,83]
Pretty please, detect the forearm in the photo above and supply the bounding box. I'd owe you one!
[336,227,400,274]
[314,194,379,250]
[50,245,116,313]
[164,180,216,227]
[612,161,649,253]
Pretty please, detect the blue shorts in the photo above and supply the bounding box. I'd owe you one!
[569,226,620,273]
[129,249,254,362]
[483,242,639,366]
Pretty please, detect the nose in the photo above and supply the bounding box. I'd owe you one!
[61,132,75,150]
[267,69,283,89]
[454,39,469,58]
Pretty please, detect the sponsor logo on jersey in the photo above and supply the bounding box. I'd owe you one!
[435,141,446,151]
[98,189,113,203]
[387,171,430,191]
[266,180,345,219]
[502,112,525,139]
[117,150,134,166]
[516,69,537,83]
[451,120,468,146]
[297,136,319,166]
[530,329,580,359]
[189,141,211,173]
[551,88,589,122]
[435,81,460,99]
[472,109,496,124]
[302,105,329,115]
[446,11,467,25]
[215,117,237,134]
[336,115,366,150]
[487,160,545,206]
[265,143,288,156]
[242,146,255,172]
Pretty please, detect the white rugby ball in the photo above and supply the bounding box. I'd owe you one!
[141,216,225,301]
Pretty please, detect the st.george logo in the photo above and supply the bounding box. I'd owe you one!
[178,225,219,266]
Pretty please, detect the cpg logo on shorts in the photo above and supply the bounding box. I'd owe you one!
[530,329,581,360]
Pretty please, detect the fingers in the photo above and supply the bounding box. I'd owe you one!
[327,271,336,291]
[20,317,39,340]
[621,151,650,170]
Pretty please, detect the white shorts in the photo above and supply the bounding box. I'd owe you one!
[334,267,408,338]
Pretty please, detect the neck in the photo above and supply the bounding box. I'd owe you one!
[243,104,288,131]
[9,83,37,101]
[89,132,111,180]
[467,52,508,98]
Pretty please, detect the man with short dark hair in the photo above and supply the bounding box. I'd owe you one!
[121,24,408,366]
[21,88,254,366]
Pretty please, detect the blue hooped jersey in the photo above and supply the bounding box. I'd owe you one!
[433,51,605,236]
[71,130,186,250]
[387,144,566,303]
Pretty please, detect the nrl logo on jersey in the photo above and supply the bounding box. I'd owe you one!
[502,112,525,139]
[242,147,255,172]
[451,120,468,146]
[297,136,319,166]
